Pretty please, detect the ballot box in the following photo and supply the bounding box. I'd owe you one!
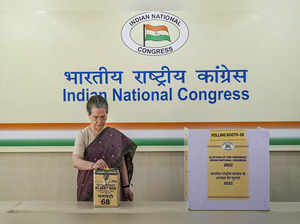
[93,168,120,208]
[187,128,270,210]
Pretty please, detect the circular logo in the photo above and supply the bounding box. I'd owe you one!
[121,12,189,56]
[221,142,235,151]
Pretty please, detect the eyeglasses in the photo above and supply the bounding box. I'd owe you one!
[91,115,106,121]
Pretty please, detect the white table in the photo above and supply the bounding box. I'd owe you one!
[0,201,300,224]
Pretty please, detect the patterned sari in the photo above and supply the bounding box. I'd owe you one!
[77,127,137,201]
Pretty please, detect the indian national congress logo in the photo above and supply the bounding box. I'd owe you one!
[122,12,189,56]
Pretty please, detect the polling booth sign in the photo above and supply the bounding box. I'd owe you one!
[188,128,269,210]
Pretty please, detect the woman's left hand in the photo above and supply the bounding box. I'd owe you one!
[123,187,134,201]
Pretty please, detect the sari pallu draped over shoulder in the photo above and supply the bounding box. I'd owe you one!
[77,127,137,201]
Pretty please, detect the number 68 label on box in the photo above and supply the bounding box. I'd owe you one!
[94,169,120,207]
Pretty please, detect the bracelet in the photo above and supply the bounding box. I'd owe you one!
[122,185,130,188]
[89,163,94,170]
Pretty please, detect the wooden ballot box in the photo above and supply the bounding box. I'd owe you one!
[93,169,120,208]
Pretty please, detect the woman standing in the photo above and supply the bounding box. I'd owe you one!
[72,95,136,201]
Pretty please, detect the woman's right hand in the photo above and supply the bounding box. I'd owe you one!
[92,159,109,170]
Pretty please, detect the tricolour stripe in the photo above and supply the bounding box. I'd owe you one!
[0,138,300,147]
[0,129,184,140]
[146,29,169,36]
[145,24,169,32]
[2,129,300,140]
[0,138,183,147]
[145,34,171,42]
[1,122,300,130]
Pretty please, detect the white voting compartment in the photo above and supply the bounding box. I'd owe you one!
[188,128,269,210]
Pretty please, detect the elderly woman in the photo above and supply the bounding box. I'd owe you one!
[72,95,136,201]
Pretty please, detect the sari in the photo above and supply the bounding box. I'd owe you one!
[77,127,137,201]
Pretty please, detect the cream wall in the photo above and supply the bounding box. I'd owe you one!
[0,151,184,201]
[1,0,299,203]
[0,0,300,123]
[0,150,299,202]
